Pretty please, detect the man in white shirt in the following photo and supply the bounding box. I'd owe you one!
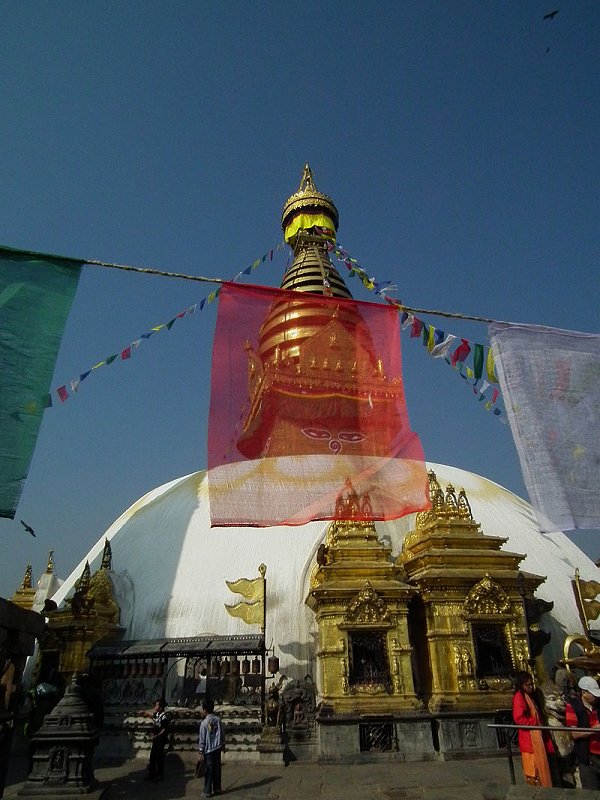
[198,697,224,797]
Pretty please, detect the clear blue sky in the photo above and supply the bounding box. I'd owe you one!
[0,1,598,595]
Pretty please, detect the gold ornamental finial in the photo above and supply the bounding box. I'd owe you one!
[100,539,112,571]
[45,550,54,574]
[298,163,316,193]
[75,561,91,591]
[281,163,339,242]
[21,564,33,590]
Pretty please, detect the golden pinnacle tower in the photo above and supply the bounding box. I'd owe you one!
[237,165,407,463]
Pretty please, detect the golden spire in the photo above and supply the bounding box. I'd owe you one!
[75,561,91,592]
[45,550,55,574]
[21,563,33,590]
[277,164,351,299]
[100,538,112,570]
[281,163,339,236]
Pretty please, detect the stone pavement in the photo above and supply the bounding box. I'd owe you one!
[3,752,523,800]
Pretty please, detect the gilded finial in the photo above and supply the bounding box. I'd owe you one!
[21,564,33,590]
[101,539,112,570]
[281,164,339,240]
[45,550,54,574]
[75,561,91,591]
[258,563,267,578]
[445,484,459,517]
[457,488,473,519]
[298,163,317,193]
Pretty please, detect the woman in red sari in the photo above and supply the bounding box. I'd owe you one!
[512,671,554,786]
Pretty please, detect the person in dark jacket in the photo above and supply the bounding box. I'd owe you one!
[565,675,600,789]
[145,698,169,781]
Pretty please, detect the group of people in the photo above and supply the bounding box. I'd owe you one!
[146,696,224,797]
[513,669,600,789]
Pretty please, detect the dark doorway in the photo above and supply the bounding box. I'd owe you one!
[471,623,512,678]
[348,630,390,689]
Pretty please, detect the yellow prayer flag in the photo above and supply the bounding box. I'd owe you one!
[224,600,263,625]
[427,325,435,352]
[579,578,600,601]
[225,576,264,602]
[584,599,600,622]
[486,348,498,383]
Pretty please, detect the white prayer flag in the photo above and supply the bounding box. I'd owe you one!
[489,322,600,533]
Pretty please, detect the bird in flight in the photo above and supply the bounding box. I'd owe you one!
[543,9,559,20]
[20,520,36,537]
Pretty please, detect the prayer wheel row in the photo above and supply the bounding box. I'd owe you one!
[209,656,263,676]
[92,659,165,679]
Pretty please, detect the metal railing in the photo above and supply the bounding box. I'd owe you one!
[488,722,596,785]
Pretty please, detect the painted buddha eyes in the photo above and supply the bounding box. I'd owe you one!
[302,428,331,440]
[301,428,366,453]
[338,432,365,444]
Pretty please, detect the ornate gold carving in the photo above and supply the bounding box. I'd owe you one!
[343,582,392,628]
[514,643,530,672]
[20,564,33,590]
[454,646,474,676]
[485,677,514,692]
[413,470,476,532]
[350,683,387,695]
[309,563,324,589]
[340,658,348,694]
[316,639,346,657]
[432,604,464,617]
[281,164,339,232]
[463,574,510,617]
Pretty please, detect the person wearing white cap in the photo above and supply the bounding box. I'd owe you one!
[565,675,600,789]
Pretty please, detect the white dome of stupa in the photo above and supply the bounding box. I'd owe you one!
[51,463,598,677]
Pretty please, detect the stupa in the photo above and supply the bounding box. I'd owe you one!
[25,167,600,762]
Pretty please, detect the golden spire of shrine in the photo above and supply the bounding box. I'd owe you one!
[282,164,339,238]
[279,164,352,299]
[21,563,33,590]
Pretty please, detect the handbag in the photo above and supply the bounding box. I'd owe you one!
[195,757,206,778]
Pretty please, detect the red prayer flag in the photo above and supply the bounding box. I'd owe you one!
[56,386,68,403]
[410,317,423,338]
[207,282,429,527]
[451,338,471,367]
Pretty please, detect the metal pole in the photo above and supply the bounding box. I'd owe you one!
[259,564,267,725]
[506,733,516,785]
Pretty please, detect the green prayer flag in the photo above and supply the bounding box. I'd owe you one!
[0,246,83,518]
[473,343,484,380]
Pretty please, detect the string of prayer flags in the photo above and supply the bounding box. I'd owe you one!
[326,238,505,421]
[207,282,429,527]
[0,246,83,518]
[46,242,284,406]
[489,322,600,533]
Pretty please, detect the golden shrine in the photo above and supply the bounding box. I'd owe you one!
[306,483,420,715]
[399,470,537,713]
[36,540,121,683]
